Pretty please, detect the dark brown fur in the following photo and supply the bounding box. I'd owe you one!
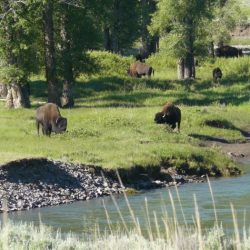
[212,67,222,81]
[154,103,181,131]
[128,61,154,78]
[35,103,67,136]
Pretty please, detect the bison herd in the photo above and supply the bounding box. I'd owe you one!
[35,44,245,135]
[36,101,181,136]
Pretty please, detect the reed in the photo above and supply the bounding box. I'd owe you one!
[1,180,250,249]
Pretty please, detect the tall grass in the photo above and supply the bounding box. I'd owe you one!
[1,181,250,249]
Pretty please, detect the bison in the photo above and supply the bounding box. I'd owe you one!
[215,45,243,58]
[35,103,67,136]
[127,61,154,78]
[154,103,181,132]
[212,67,223,82]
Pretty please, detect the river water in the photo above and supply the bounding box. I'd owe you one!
[1,164,250,235]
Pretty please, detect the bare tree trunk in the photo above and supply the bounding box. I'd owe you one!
[111,0,120,53]
[183,18,195,79]
[104,27,112,51]
[1,0,30,108]
[0,84,8,98]
[43,0,60,106]
[60,10,74,108]
[6,83,30,108]
[177,58,185,80]
[140,0,158,58]
[210,41,215,58]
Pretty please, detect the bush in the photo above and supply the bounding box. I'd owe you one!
[85,50,132,77]
[146,53,177,72]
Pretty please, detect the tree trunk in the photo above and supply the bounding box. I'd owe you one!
[183,18,195,79]
[177,58,185,80]
[0,84,8,98]
[60,10,74,108]
[210,41,215,58]
[104,27,112,51]
[6,83,30,108]
[184,54,195,79]
[140,0,158,58]
[111,0,120,53]
[1,0,30,108]
[43,0,60,106]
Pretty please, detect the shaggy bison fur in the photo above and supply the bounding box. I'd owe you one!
[127,61,154,78]
[212,67,223,81]
[35,103,67,136]
[154,103,181,131]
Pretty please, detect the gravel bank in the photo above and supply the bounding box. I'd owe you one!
[0,158,205,212]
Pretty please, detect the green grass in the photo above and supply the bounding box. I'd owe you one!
[1,53,250,176]
[230,37,250,45]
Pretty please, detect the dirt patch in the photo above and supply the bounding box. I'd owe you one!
[201,138,250,165]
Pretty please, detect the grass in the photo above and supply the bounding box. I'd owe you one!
[230,37,250,46]
[0,179,250,249]
[0,53,250,176]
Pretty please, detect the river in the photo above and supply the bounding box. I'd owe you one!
[1,163,250,236]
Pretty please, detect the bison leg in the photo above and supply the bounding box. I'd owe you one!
[148,67,153,77]
[43,123,52,136]
[36,121,40,136]
[171,123,176,130]
[177,121,181,132]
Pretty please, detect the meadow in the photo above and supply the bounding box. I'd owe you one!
[0,52,250,177]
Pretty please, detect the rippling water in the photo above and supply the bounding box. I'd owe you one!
[1,164,250,235]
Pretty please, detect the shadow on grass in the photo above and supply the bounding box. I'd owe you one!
[189,134,230,143]
[189,119,250,143]
[1,158,82,188]
[29,74,250,108]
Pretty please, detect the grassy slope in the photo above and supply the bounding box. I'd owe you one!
[0,53,249,176]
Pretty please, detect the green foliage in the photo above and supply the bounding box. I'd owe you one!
[146,53,177,72]
[209,0,245,45]
[0,65,26,84]
[85,50,132,76]
[150,0,209,57]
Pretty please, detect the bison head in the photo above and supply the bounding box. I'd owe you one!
[55,117,67,133]
[154,112,165,124]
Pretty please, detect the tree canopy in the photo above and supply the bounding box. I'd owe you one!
[0,0,244,107]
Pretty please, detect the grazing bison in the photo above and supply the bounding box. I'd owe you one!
[127,61,154,78]
[154,103,181,132]
[212,67,223,82]
[215,45,243,58]
[35,103,67,136]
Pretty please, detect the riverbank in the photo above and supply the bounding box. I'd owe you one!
[0,157,209,212]
[0,144,244,213]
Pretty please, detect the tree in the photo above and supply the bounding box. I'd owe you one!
[0,0,40,108]
[209,0,243,51]
[97,0,140,53]
[43,0,61,106]
[139,0,159,58]
[150,0,211,79]
[59,5,74,108]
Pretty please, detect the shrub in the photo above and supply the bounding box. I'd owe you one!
[85,50,132,77]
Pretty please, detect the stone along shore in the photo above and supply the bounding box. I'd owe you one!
[0,158,205,212]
